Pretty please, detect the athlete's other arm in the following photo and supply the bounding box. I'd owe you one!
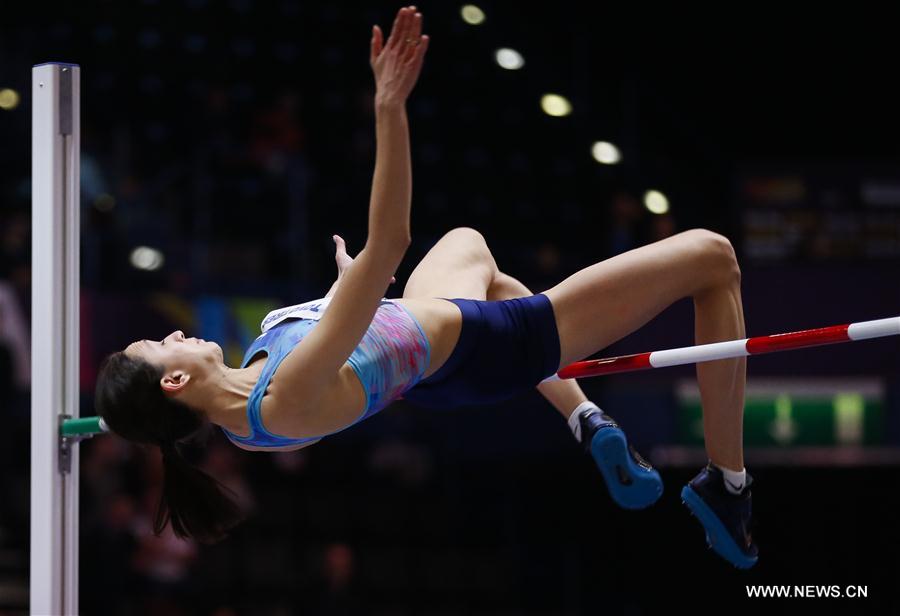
[276,6,429,419]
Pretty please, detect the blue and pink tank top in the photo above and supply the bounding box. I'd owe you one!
[221,296,431,449]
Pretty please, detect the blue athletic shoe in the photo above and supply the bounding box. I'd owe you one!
[681,462,758,569]
[578,408,663,510]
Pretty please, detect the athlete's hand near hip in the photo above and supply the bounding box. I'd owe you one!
[334,234,395,284]
[371,6,429,106]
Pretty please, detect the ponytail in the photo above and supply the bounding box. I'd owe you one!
[155,438,244,544]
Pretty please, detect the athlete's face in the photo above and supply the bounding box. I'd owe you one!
[124,330,223,376]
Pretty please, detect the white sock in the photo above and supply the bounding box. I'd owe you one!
[715,462,747,495]
[567,401,601,443]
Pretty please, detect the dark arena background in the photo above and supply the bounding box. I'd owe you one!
[1,2,899,615]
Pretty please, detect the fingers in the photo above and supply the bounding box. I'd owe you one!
[407,33,429,66]
[372,6,428,77]
[370,25,383,63]
[401,12,423,63]
[388,6,416,52]
[386,7,405,51]
[409,10,422,43]
[399,7,417,48]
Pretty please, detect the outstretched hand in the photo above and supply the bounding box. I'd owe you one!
[370,6,430,106]
[334,234,395,283]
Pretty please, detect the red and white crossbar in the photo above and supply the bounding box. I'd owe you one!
[542,315,900,381]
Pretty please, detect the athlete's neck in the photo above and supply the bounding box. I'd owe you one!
[193,362,264,434]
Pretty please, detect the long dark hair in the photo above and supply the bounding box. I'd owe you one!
[94,351,245,544]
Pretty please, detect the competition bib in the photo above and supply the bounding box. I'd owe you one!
[260,297,334,332]
[260,296,396,332]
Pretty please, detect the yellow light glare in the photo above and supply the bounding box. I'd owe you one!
[461,5,486,25]
[643,189,670,214]
[0,88,21,111]
[591,141,622,165]
[540,93,572,117]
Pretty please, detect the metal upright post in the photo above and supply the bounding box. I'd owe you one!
[31,61,81,616]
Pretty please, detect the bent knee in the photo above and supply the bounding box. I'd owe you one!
[445,226,487,246]
[444,226,496,268]
[685,228,741,286]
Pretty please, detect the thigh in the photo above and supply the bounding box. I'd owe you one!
[542,228,740,371]
[402,227,497,301]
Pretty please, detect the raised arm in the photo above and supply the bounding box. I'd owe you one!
[366,5,429,247]
[273,6,429,429]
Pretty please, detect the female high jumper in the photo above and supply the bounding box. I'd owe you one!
[95,5,757,569]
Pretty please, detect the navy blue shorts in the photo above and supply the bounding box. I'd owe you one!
[402,293,562,410]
